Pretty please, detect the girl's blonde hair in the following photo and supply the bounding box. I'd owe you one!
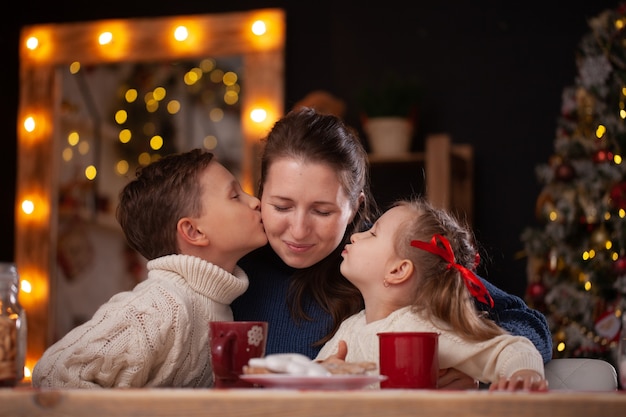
[394,198,505,341]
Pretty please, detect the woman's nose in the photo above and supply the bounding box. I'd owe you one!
[290,212,310,238]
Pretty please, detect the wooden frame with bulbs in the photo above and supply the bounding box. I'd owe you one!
[16,8,285,375]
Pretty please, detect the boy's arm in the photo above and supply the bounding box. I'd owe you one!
[476,277,553,363]
[32,303,155,388]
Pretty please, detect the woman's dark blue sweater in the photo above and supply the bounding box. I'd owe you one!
[232,244,552,363]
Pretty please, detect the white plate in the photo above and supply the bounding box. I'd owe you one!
[239,374,386,390]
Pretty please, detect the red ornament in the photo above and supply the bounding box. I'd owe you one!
[593,149,605,163]
[526,281,546,300]
[592,149,614,163]
[554,162,576,181]
[613,255,626,274]
[609,182,626,210]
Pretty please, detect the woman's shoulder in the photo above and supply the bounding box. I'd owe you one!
[477,275,527,308]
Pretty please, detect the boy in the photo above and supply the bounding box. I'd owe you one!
[32,149,267,388]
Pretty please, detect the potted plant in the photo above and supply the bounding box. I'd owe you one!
[358,75,421,156]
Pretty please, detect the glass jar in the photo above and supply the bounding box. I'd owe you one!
[619,313,626,390]
[0,262,27,387]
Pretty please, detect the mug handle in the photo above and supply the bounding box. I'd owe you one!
[211,330,237,379]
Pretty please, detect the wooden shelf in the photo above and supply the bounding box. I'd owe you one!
[368,134,473,224]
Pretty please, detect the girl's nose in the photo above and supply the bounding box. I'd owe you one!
[350,231,365,243]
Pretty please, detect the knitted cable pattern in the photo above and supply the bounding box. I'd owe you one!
[32,254,248,388]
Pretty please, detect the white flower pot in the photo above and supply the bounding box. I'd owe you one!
[364,117,413,156]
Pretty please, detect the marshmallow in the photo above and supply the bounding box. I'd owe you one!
[248,353,332,376]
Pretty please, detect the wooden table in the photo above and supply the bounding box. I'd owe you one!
[2,388,626,417]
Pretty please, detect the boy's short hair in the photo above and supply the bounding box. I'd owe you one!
[116,149,215,260]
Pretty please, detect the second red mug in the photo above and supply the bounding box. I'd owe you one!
[378,331,439,389]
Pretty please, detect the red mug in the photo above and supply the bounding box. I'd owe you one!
[209,321,268,388]
[378,331,439,389]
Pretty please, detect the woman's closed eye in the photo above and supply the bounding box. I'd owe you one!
[270,204,332,216]
[272,204,292,212]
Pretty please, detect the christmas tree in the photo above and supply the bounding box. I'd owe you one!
[521,3,626,371]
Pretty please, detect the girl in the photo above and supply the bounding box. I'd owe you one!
[316,198,547,391]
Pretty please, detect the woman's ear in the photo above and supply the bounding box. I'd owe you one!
[349,191,366,222]
[358,190,365,207]
[177,217,210,247]
[385,259,414,285]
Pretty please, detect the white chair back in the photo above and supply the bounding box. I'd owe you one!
[544,358,618,391]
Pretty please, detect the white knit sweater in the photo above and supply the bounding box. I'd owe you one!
[316,306,545,385]
[32,254,249,388]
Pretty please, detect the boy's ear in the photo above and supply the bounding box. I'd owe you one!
[177,217,210,247]
[385,259,414,285]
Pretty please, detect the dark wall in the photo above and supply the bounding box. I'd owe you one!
[2,1,619,296]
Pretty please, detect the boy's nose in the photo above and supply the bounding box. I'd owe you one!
[248,195,261,210]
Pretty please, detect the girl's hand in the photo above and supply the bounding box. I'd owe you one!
[488,370,548,392]
[330,340,348,361]
[438,368,480,390]
[316,340,376,374]
[317,340,348,366]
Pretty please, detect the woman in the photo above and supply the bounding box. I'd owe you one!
[232,108,552,388]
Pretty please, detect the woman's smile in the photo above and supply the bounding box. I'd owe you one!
[284,240,315,253]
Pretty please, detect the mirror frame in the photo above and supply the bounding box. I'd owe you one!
[16,8,284,371]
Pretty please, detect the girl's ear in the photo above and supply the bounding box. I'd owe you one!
[177,217,210,247]
[385,259,414,285]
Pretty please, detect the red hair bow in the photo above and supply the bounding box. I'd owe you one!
[410,234,494,308]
